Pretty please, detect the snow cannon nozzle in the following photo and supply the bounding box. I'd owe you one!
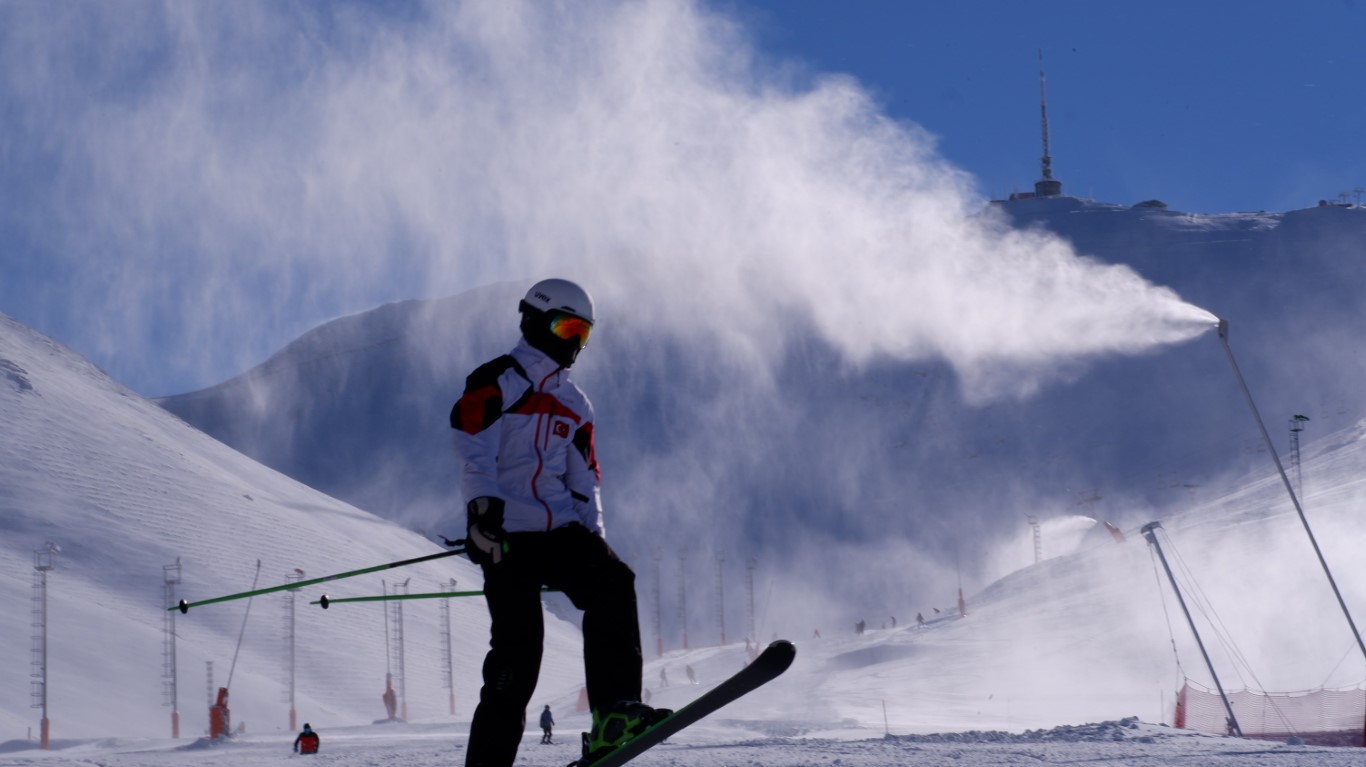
[177,598,189,614]
[319,594,331,610]
[1217,318,1229,341]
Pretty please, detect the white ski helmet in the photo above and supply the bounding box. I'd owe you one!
[521,278,595,323]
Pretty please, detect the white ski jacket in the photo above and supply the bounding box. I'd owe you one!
[450,338,605,536]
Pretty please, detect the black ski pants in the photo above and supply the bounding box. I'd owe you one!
[465,523,643,767]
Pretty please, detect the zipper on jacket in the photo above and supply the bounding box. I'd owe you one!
[529,367,560,531]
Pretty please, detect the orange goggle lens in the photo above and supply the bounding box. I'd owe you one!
[548,313,593,348]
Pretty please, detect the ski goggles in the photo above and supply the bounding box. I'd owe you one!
[548,312,593,348]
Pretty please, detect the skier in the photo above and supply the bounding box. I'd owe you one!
[382,673,398,721]
[449,278,669,767]
[293,722,320,754]
[540,705,555,744]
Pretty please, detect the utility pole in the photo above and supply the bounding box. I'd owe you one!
[284,568,305,731]
[162,559,182,738]
[31,542,59,750]
[1142,522,1242,737]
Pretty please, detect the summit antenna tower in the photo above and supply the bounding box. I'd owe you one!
[1035,49,1063,197]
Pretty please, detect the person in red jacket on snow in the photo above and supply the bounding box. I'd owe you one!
[448,278,668,767]
[293,723,319,754]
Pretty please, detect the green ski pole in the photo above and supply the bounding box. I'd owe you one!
[314,587,556,609]
[172,546,467,614]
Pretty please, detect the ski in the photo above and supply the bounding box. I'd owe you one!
[172,547,465,613]
[569,639,796,767]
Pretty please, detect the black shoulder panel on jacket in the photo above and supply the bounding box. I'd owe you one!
[450,355,528,433]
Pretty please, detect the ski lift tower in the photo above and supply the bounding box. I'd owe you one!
[162,559,182,738]
[31,542,59,750]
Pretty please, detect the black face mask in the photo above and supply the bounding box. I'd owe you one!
[520,307,582,368]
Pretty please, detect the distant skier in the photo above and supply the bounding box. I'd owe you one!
[448,278,669,767]
[540,705,555,744]
[293,722,320,754]
[382,673,398,721]
[685,664,697,685]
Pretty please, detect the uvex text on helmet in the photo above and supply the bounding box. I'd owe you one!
[522,278,595,323]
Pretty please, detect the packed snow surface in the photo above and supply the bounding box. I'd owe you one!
[1,717,1359,766]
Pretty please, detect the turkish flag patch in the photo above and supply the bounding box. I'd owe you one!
[553,421,570,439]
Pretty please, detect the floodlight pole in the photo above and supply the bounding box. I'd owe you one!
[715,554,726,646]
[677,549,689,650]
[652,548,664,658]
[163,559,182,738]
[746,558,757,649]
[1027,515,1042,564]
[1217,320,1366,665]
[390,578,410,721]
[439,579,457,715]
[1142,522,1242,737]
[284,569,305,731]
[31,542,58,750]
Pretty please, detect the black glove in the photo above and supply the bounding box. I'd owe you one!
[466,496,507,565]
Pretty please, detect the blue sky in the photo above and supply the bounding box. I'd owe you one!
[736,0,1366,213]
[0,1,1355,396]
